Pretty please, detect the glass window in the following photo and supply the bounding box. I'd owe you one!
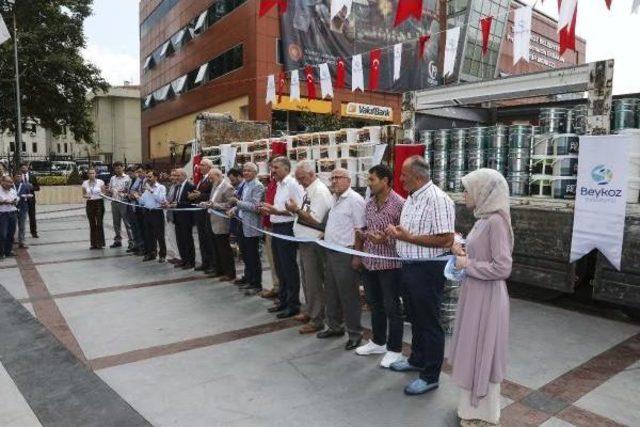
[194,10,209,34]
[32,142,37,153]
[194,63,209,85]
[140,0,180,38]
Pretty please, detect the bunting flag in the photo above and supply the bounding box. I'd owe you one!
[290,70,301,101]
[418,35,430,59]
[394,0,423,27]
[352,54,364,92]
[259,0,287,16]
[605,0,612,9]
[319,63,333,99]
[336,57,346,89]
[330,0,353,21]
[0,14,10,46]
[277,72,286,103]
[558,0,578,55]
[444,27,460,77]
[304,65,316,100]
[513,6,532,64]
[634,0,640,13]
[266,75,276,105]
[393,43,402,81]
[369,49,382,91]
[480,16,493,55]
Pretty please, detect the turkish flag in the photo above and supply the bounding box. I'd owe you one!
[418,34,430,59]
[277,72,286,103]
[304,65,316,100]
[270,141,287,157]
[369,49,382,91]
[558,0,577,55]
[394,0,422,27]
[605,0,612,9]
[335,57,346,89]
[393,144,425,198]
[480,16,493,55]
[259,0,287,17]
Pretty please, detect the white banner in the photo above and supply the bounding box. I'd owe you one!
[352,54,364,92]
[220,144,238,172]
[513,6,532,64]
[265,74,276,105]
[290,70,300,101]
[443,27,460,77]
[393,43,402,81]
[0,14,10,46]
[570,135,631,270]
[319,63,333,99]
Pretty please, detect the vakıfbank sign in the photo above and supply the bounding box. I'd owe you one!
[342,102,393,121]
[570,135,632,270]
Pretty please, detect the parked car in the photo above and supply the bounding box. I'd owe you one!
[95,165,111,183]
[29,160,54,177]
[51,161,77,176]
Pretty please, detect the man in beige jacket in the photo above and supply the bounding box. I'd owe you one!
[205,168,237,281]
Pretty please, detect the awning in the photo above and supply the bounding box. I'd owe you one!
[194,63,209,85]
[153,84,173,102]
[171,75,188,94]
[194,9,208,33]
[143,55,155,71]
[159,40,174,58]
[172,28,192,47]
[143,94,154,109]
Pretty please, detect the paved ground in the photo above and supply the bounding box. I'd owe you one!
[1,204,639,427]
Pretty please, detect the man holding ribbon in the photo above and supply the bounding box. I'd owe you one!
[386,155,455,396]
[135,170,167,263]
[107,161,132,249]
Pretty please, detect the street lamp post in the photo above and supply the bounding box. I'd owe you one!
[2,0,22,171]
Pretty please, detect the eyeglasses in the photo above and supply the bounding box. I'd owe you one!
[330,175,349,181]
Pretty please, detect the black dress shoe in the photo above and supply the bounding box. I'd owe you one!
[143,255,155,262]
[110,242,122,248]
[345,338,362,351]
[181,263,195,270]
[316,329,345,339]
[267,305,287,313]
[174,262,185,268]
[32,233,39,238]
[233,278,247,285]
[277,309,299,319]
[194,265,207,271]
[126,247,137,253]
[204,268,217,275]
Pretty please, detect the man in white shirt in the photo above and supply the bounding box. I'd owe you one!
[135,170,167,263]
[260,156,304,319]
[386,155,455,396]
[319,168,366,351]
[0,175,19,259]
[285,160,333,334]
[107,161,132,249]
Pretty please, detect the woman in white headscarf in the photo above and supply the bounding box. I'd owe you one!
[449,169,513,427]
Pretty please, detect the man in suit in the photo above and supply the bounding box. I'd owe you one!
[164,169,181,263]
[19,163,39,238]
[171,168,196,269]
[229,162,264,296]
[12,173,33,249]
[188,158,216,274]
[128,165,148,255]
[205,168,236,281]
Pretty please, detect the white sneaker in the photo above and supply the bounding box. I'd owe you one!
[355,340,387,356]
[380,351,404,368]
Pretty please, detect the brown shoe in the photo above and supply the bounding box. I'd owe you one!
[299,323,322,334]
[260,288,278,299]
[293,313,310,323]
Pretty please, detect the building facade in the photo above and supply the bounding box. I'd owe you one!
[140,0,586,162]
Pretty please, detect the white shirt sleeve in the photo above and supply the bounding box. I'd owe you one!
[352,193,366,230]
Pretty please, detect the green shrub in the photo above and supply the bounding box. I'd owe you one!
[37,176,69,186]
[67,169,83,185]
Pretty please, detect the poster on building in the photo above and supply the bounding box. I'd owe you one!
[570,135,632,270]
[279,0,442,92]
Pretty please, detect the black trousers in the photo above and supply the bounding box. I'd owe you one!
[195,210,216,268]
[362,268,404,353]
[213,233,236,278]
[85,199,105,248]
[135,208,147,253]
[28,198,37,235]
[238,227,261,288]
[143,209,166,258]
[401,261,447,383]
[271,222,300,311]
[174,212,195,264]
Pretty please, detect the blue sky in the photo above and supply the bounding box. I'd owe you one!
[81,0,640,94]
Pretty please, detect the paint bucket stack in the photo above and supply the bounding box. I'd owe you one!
[550,134,580,200]
[569,105,588,135]
[420,130,435,170]
[467,127,488,171]
[448,128,467,192]
[540,108,567,134]
[507,125,532,196]
[433,129,450,188]
[487,125,508,175]
[612,98,638,133]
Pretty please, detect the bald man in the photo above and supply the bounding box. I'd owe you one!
[188,158,216,274]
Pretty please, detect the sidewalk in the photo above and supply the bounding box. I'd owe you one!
[0,205,639,426]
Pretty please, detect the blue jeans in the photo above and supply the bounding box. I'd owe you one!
[401,260,447,383]
[0,211,18,256]
[17,207,28,244]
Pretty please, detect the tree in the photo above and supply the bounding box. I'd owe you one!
[0,0,108,144]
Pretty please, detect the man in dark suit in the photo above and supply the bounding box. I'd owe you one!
[128,165,148,256]
[171,168,196,269]
[187,158,216,274]
[19,163,39,238]
[12,173,33,248]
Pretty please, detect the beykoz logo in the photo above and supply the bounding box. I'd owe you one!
[581,164,622,199]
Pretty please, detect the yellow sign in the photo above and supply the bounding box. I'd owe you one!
[273,96,332,114]
[342,102,393,122]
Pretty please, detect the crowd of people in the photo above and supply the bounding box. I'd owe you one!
[73,155,512,427]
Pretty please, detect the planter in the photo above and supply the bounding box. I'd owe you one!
[37,185,85,205]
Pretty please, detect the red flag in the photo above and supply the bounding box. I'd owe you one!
[394,0,422,27]
[259,0,287,17]
[335,57,346,89]
[277,72,286,103]
[605,0,612,9]
[304,65,316,100]
[558,0,577,55]
[369,49,382,91]
[418,34,430,59]
[480,16,493,55]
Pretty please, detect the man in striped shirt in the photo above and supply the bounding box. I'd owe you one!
[353,164,405,369]
[386,155,455,396]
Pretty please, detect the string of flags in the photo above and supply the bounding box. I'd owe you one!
[263,0,636,105]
